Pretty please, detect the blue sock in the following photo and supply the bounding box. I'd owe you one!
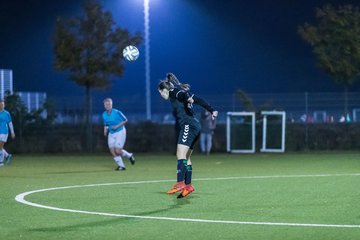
[185,165,192,185]
[177,159,187,182]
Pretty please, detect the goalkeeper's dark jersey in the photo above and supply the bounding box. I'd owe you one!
[169,87,215,147]
[169,88,215,125]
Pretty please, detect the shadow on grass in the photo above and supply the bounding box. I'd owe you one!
[156,191,199,205]
[27,195,200,233]
[39,170,113,175]
[27,217,140,232]
[27,204,184,233]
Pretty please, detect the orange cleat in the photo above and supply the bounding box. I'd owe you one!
[166,181,186,194]
[177,184,195,198]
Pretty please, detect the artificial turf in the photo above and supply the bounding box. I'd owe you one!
[0,152,359,240]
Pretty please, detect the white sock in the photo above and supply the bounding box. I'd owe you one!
[121,149,132,158]
[2,149,8,158]
[114,156,125,168]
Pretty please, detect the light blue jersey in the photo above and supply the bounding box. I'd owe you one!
[102,108,127,134]
[0,110,12,134]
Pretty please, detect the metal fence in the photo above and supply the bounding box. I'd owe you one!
[51,91,360,124]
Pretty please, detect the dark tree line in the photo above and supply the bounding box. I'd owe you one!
[53,0,142,151]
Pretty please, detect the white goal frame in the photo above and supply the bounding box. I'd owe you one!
[226,112,255,153]
[260,111,286,153]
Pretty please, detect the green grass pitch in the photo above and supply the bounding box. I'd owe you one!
[1,152,360,240]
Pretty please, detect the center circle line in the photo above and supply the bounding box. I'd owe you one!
[15,173,360,229]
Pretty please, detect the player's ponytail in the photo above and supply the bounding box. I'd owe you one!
[166,73,190,91]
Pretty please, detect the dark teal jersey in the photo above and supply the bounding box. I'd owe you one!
[169,88,215,125]
[168,87,215,147]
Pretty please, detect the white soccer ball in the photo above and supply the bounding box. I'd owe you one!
[123,45,139,62]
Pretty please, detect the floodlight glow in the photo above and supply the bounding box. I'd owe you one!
[144,0,151,120]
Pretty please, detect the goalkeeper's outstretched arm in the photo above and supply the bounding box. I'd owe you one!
[191,95,218,119]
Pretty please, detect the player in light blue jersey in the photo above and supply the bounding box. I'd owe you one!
[0,99,15,167]
[102,98,135,171]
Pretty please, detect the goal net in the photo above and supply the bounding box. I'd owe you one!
[226,111,286,153]
[226,112,255,153]
[260,111,286,153]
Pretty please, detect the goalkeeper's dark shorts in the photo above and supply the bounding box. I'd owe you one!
[177,121,201,149]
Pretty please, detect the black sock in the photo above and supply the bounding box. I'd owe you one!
[177,159,187,182]
[185,165,192,185]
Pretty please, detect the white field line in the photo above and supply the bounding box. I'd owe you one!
[15,173,360,229]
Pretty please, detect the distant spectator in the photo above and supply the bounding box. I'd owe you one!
[200,110,216,155]
[300,114,307,123]
[339,114,351,123]
[346,113,351,123]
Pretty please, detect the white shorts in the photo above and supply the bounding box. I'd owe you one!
[108,128,126,149]
[0,134,8,143]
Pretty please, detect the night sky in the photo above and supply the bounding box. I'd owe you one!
[1,0,360,108]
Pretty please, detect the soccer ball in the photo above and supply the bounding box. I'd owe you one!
[123,45,139,62]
